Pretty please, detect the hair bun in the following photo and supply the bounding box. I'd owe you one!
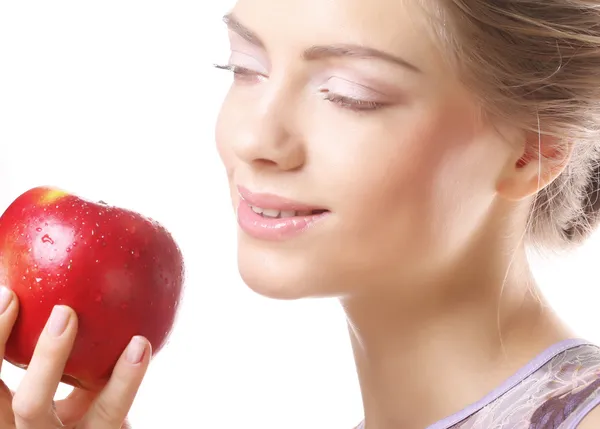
[563,157,600,243]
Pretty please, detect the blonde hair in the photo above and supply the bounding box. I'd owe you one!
[422,1,600,250]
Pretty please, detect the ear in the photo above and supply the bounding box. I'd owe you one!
[496,131,572,201]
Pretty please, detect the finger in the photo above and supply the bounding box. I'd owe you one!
[55,388,98,426]
[79,336,151,429]
[12,305,77,428]
[0,381,15,428]
[0,286,19,373]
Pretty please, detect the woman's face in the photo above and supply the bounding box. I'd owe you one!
[216,0,519,299]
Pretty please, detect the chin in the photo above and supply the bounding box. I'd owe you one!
[235,234,339,300]
[238,266,308,300]
[236,249,312,300]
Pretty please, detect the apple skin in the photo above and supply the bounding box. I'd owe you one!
[0,186,184,391]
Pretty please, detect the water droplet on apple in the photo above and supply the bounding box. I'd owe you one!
[67,264,71,270]
[66,247,71,253]
[36,227,42,232]
[91,230,95,235]
[35,277,42,283]
[21,276,25,280]
[41,234,54,245]
[95,259,99,263]
[131,249,140,258]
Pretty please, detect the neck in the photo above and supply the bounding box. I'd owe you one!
[341,246,572,429]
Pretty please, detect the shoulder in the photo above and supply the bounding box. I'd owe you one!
[544,344,600,428]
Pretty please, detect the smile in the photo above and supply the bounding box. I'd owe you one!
[248,205,328,219]
[236,186,330,241]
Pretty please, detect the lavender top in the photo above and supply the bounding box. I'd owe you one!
[356,339,600,429]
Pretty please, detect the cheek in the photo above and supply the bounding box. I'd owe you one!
[315,102,504,254]
[320,105,479,213]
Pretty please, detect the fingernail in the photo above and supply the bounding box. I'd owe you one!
[0,286,12,314]
[48,305,71,337]
[125,336,147,364]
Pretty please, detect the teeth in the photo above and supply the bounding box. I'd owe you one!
[262,209,280,218]
[248,205,321,218]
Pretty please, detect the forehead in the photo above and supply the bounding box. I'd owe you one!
[230,0,443,72]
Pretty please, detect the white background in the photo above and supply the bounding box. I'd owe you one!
[0,2,598,428]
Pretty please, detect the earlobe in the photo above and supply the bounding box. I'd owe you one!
[496,131,571,201]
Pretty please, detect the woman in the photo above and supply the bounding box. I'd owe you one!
[2,0,600,428]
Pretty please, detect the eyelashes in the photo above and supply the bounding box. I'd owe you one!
[213,63,387,112]
[213,64,266,82]
[318,88,385,111]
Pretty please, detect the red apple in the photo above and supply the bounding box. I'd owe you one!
[0,186,184,391]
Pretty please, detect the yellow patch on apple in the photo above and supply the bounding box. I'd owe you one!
[39,189,68,205]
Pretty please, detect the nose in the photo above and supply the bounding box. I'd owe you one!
[229,88,306,172]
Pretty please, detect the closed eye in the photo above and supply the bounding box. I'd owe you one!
[215,64,388,112]
[214,64,266,82]
[320,89,387,111]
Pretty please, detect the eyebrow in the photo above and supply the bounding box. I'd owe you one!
[222,13,422,74]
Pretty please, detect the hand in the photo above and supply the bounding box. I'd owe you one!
[0,286,151,428]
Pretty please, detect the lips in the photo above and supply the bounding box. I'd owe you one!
[237,185,329,214]
[235,185,331,241]
[248,205,328,219]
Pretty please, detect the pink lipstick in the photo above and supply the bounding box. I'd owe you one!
[236,186,330,241]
